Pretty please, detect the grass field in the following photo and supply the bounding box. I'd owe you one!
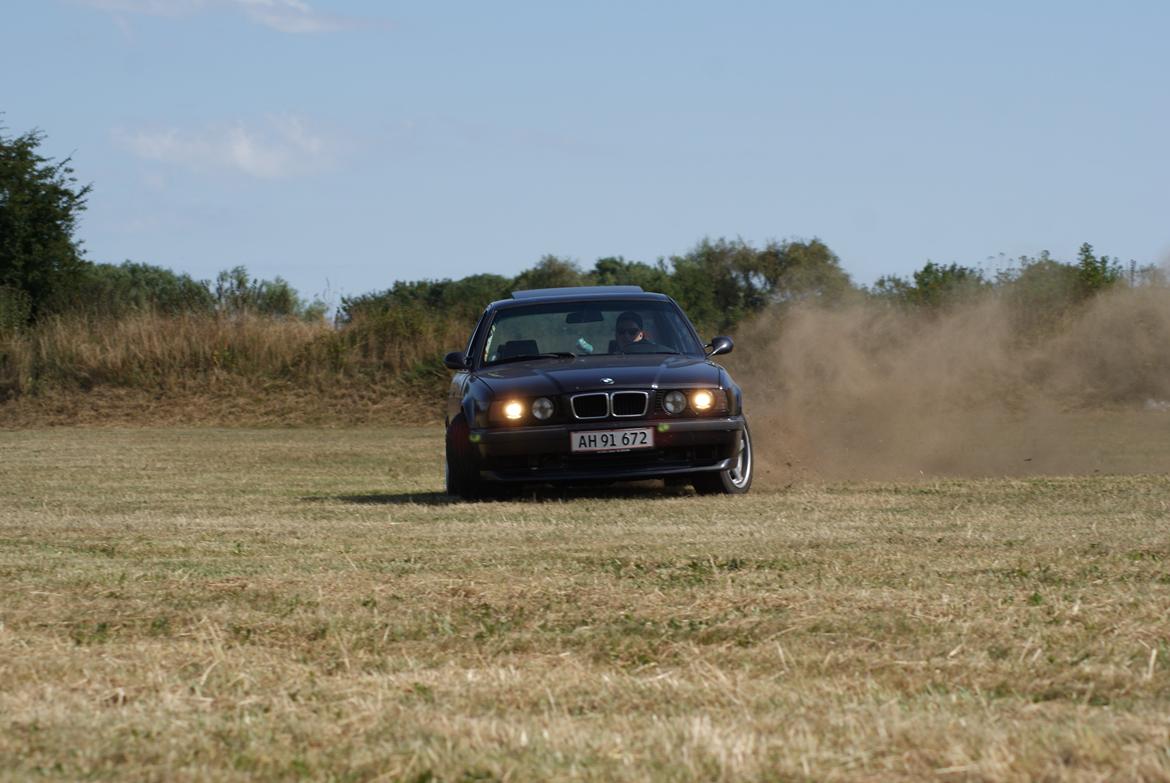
[2,427,1169,781]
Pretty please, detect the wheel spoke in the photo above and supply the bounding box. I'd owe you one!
[729,430,751,488]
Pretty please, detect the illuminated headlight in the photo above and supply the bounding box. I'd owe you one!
[503,400,524,420]
[531,397,554,420]
[691,390,715,411]
[663,390,687,415]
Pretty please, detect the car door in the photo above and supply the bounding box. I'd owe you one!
[447,309,491,425]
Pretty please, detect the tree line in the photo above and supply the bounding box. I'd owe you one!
[3,123,1165,341]
[0,125,324,327]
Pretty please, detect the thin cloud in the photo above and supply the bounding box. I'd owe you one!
[116,116,333,179]
[78,0,385,34]
[80,0,204,17]
[233,0,367,33]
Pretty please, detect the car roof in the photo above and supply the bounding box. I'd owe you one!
[490,286,672,310]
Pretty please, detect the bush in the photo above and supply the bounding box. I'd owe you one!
[214,266,325,320]
[59,261,216,318]
[0,285,31,333]
[872,261,989,310]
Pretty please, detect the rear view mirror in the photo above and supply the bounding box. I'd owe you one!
[566,309,604,324]
[443,351,470,370]
[706,336,734,357]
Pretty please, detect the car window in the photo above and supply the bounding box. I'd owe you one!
[464,309,489,362]
[481,300,703,365]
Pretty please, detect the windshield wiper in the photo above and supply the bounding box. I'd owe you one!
[488,352,576,366]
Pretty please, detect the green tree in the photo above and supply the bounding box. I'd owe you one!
[0,126,91,320]
[1075,242,1122,298]
[0,285,31,332]
[339,274,510,324]
[667,238,762,334]
[753,238,855,304]
[510,255,585,291]
[71,261,214,317]
[993,251,1080,333]
[214,266,318,319]
[442,273,512,320]
[589,256,675,295]
[873,261,987,308]
[665,237,855,333]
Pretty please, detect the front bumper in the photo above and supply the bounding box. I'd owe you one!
[471,416,746,483]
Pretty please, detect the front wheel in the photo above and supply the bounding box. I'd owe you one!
[692,422,753,495]
[445,414,485,500]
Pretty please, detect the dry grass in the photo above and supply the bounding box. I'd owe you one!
[0,383,433,429]
[2,426,1169,781]
[5,286,1170,434]
[0,311,466,426]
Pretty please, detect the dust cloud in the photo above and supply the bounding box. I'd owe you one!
[730,287,1170,482]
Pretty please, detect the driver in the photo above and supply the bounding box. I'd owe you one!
[615,311,646,351]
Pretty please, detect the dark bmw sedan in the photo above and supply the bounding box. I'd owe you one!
[442,286,752,498]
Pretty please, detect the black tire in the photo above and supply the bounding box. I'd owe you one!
[692,422,753,495]
[445,414,485,500]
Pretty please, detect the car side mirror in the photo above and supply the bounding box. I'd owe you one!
[443,351,470,370]
[706,336,734,357]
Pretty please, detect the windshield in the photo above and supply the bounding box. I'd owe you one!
[482,300,704,366]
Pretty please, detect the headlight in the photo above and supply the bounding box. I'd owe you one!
[503,400,524,420]
[691,390,715,411]
[663,390,687,415]
[531,397,554,420]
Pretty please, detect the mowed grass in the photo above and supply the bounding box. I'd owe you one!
[1,428,1169,782]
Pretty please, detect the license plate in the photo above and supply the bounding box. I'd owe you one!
[570,428,654,453]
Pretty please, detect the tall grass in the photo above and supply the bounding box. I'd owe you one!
[0,309,471,406]
[4,279,1168,429]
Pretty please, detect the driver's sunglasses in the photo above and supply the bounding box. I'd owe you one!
[617,327,641,337]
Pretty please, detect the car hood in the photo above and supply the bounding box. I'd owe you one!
[476,355,722,396]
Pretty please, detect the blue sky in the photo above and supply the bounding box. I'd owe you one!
[4,1,1168,304]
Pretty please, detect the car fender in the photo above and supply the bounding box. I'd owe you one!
[715,366,743,415]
